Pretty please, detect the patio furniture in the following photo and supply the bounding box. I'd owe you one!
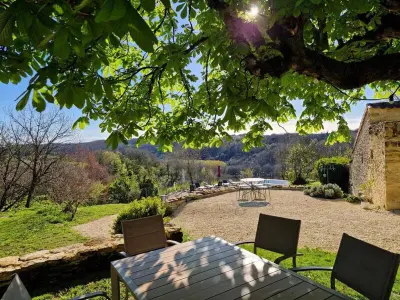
[237,178,269,201]
[111,236,348,300]
[235,213,302,268]
[120,215,180,258]
[1,274,110,300]
[292,233,400,300]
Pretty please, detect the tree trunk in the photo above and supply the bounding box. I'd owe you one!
[25,176,37,208]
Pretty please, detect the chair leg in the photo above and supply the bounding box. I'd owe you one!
[330,276,336,290]
[125,286,129,300]
[292,256,297,268]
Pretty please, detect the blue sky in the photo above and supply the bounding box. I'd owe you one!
[0,77,373,142]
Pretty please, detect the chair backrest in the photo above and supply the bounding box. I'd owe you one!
[333,233,400,300]
[254,214,301,256]
[1,274,31,300]
[122,215,168,256]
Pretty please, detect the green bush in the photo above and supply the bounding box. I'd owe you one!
[32,201,70,224]
[87,182,109,205]
[113,197,167,233]
[139,178,158,198]
[345,195,363,204]
[304,183,344,199]
[108,176,140,203]
[314,156,350,193]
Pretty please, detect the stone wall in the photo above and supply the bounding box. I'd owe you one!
[384,122,400,210]
[369,122,386,207]
[0,226,183,294]
[351,106,400,210]
[0,237,124,293]
[351,113,372,198]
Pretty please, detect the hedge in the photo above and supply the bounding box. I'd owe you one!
[314,156,350,193]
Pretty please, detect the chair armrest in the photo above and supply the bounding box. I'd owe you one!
[69,291,110,300]
[291,266,333,272]
[119,251,127,258]
[234,241,255,246]
[167,240,181,246]
[274,253,303,265]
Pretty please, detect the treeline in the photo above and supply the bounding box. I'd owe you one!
[62,131,355,180]
[0,109,225,216]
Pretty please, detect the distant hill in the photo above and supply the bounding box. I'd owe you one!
[59,131,356,178]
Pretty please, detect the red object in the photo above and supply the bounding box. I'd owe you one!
[217,166,221,178]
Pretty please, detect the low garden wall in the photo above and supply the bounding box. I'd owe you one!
[0,225,182,293]
[166,186,304,208]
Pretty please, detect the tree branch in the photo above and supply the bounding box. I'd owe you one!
[209,0,400,89]
[183,36,209,54]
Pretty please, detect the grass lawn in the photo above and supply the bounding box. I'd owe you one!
[0,203,129,258]
[30,245,400,300]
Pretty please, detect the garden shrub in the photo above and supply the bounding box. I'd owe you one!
[87,182,109,205]
[345,195,363,204]
[109,176,140,203]
[139,178,158,198]
[304,183,344,199]
[33,200,70,224]
[113,197,167,233]
[314,156,350,193]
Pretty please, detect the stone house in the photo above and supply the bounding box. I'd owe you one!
[350,102,400,210]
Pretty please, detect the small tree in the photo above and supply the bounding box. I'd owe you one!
[47,162,93,220]
[0,125,29,211]
[7,108,74,208]
[241,168,254,178]
[286,141,317,184]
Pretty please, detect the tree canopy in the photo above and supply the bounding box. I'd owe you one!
[1,0,399,150]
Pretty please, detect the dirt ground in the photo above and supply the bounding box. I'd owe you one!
[171,190,400,252]
[73,215,117,240]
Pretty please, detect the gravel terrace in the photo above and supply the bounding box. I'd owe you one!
[171,190,400,252]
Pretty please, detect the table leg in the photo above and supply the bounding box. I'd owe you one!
[111,265,120,300]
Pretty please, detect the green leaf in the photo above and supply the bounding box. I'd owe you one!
[71,39,85,57]
[127,5,157,52]
[142,0,155,12]
[0,10,15,45]
[16,89,31,111]
[43,92,54,103]
[106,131,123,149]
[160,0,171,9]
[38,31,56,49]
[95,0,126,23]
[56,84,74,107]
[180,6,187,19]
[71,86,87,108]
[74,0,93,12]
[32,90,46,112]
[53,29,70,59]
[72,116,90,130]
[102,80,114,99]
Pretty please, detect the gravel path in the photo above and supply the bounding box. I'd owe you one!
[73,215,117,240]
[171,191,400,252]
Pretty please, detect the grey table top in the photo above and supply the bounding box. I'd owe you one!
[111,236,349,300]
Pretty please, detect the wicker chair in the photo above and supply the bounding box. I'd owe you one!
[120,215,180,257]
[1,274,110,300]
[235,213,302,267]
[292,233,400,300]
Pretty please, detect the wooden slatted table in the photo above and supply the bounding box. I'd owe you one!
[111,236,349,300]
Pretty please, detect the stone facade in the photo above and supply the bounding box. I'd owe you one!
[350,104,400,210]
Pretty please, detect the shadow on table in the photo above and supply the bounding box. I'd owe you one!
[115,236,307,300]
